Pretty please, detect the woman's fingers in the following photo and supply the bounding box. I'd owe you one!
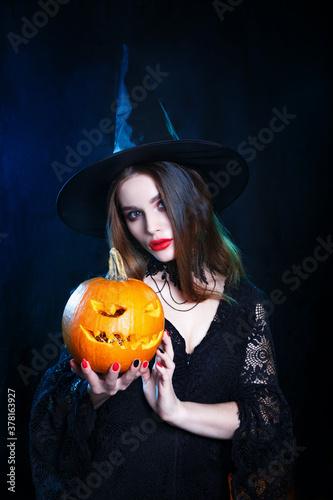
[70,357,151,396]
[102,362,122,395]
[69,359,81,375]
[161,330,174,360]
[141,368,151,387]
[117,358,142,390]
[141,364,158,411]
[141,332,181,422]
[156,348,175,375]
[80,359,114,394]
[154,358,173,388]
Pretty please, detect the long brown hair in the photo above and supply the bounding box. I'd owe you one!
[107,161,246,302]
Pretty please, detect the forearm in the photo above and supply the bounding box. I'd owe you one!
[168,400,240,439]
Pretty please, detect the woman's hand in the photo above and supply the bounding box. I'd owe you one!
[142,331,239,438]
[141,330,183,424]
[70,358,150,410]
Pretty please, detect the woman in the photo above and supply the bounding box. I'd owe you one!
[30,140,293,499]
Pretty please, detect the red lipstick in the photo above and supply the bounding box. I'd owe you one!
[149,239,173,251]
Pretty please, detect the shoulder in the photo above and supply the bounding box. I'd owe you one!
[226,277,266,303]
[222,277,270,323]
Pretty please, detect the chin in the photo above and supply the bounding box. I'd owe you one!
[150,246,176,263]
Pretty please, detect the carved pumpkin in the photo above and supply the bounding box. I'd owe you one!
[62,248,164,373]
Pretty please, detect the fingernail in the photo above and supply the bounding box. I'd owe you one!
[82,359,88,369]
[133,359,140,368]
[142,361,149,369]
[158,347,164,354]
[165,330,169,336]
[69,359,75,368]
[156,362,163,368]
[112,362,120,371]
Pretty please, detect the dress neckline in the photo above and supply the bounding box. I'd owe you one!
[164,296,226,356]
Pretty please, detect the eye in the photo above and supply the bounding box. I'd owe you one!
[157,199,166,210]
[125,210,142,222]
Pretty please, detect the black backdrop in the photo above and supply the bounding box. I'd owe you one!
[1,1,332,499]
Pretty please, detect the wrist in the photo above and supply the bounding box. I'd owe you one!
[86,385,110,410]
[165,399,187,427]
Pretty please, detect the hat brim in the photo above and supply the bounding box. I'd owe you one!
[56,139,249,238]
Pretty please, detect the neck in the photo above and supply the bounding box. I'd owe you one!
[146,256,181,290]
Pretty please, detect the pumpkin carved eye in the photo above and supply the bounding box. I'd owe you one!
[144,300,162,318]
[90,299,126,318]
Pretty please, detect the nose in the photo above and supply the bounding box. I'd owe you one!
[145,211,163,235]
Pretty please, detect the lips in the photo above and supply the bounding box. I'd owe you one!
[149,239,173,251]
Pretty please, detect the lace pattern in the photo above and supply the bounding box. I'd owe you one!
[230,288,293,498]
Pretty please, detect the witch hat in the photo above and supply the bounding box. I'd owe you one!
[57,45,249,238]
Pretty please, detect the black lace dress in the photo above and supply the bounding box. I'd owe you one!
[29,278,293,499]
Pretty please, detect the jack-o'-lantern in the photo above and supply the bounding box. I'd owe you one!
[62,248,164,373]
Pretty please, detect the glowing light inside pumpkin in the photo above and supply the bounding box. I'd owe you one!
[80,325,163,350]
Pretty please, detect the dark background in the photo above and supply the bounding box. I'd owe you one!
[1,1,332,499]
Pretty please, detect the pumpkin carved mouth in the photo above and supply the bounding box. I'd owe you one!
[80,326,163,350]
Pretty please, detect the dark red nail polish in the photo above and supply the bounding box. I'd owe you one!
[112,362,120,371]
[82,359,88,369]
[142,361,149,369]
[165,330,169,336]
[156,362,163,368]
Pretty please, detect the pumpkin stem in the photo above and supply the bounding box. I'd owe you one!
[108,248,129,281]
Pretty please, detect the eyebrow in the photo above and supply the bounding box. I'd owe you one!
[121,193,161,212]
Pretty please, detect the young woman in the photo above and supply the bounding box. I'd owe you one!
[30,140,293,499]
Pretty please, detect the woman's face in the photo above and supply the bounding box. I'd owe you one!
[117,174,175,262]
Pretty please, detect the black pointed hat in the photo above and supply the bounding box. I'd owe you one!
[57,46,249,238]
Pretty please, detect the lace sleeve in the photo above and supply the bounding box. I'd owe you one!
[230,301,294,499]
[29,346,96,500]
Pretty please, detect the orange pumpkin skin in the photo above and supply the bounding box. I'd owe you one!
[62,250,164,373]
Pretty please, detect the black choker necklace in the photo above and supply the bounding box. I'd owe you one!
[145,257,181,290]
[145,256,215,312]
